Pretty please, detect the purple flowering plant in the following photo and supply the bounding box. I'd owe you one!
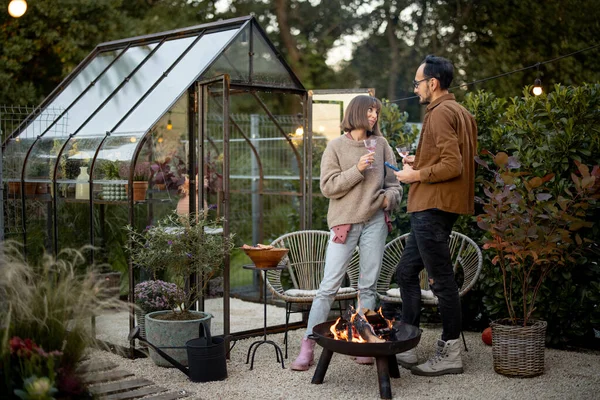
[134,280,185,313]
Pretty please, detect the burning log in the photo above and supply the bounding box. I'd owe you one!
[342,306,385,343]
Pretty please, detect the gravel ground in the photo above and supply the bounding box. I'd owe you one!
[90,324,600,400]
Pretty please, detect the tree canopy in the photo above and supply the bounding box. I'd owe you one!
[1,0,599,119]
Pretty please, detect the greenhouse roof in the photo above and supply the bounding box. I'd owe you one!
[5,15,304,146]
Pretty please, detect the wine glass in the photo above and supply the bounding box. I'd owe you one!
[363,138,377,169]
[395,143,411,159]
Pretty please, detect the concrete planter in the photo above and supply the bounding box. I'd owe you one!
[145,310,212,367]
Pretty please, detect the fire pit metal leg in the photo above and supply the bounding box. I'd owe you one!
[375,356,392,400]
[388,354,400,378]
[311,348,334,384]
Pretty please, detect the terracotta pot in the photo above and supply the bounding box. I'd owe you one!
[24,182,37,196]
[36,183,49,194]
[7,182,20,195]
[177,194,190,216]
[126,181,148,202]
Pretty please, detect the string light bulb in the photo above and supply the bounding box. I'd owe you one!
[532,62,543,96]
[532,78,543,96]
[166,111,173,130]
[8,0,27,18]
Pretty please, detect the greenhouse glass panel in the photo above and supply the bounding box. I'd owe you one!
[21,50,122,138]
[115,28,237,134]
[201,24,250,82]
[47,45,158,139]
[2,137,33,180]
[78,37,197,136]
[23,137,63,198]
[251,28,301,88]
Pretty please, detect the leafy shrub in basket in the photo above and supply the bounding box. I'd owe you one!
[135,280,185,313]
[460,84,600,346]
[476,151,599,327]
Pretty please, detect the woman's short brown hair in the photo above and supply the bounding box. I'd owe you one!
[341,95,383,136]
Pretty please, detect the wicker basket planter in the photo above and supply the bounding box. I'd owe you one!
[491,318,547,377]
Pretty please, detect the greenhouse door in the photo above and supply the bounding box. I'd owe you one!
[307,89,374,229]
[197,75,232,337]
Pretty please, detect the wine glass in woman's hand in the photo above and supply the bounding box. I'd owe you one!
[363,138,377,169]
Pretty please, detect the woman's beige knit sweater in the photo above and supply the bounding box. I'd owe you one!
[320,134,402,229]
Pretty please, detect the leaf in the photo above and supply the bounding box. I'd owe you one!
[581,176,595,189]
[529,177,543,188]
[474,156,489,169]
[494,152,509,167]
[501,173,514,185]
[569,221,584,231]
[536,193,552,201]
[571,173,581,190]
[574,160,590,177]
[541,173,555,183]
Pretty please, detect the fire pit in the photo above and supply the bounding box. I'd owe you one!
[308,309,421,400]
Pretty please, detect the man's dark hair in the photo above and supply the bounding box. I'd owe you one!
[421,55,454,90]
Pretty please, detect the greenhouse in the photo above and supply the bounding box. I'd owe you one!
[1,15,373,352]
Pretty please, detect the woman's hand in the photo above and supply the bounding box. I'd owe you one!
[357,152,375,172]
[381,196,389,209]
[402,155,415,166]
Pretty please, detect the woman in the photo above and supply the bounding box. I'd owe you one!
[291,95,402,370]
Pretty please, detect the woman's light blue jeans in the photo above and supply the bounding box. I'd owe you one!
[304,210,388,337]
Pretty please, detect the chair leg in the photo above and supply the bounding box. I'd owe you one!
[284,302,291,358]
[461,330,468,352]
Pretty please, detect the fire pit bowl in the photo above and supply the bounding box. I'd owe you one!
[309,319,421,400]
[309,320,421,357]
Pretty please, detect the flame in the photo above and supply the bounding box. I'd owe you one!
[377,307,393,329]
[330,306,395,343]
[329,316,367,343]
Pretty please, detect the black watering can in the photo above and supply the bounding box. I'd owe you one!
[128,320,227,382]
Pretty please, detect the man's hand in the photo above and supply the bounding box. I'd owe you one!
[394,165,420,184]
[402,155,415,166]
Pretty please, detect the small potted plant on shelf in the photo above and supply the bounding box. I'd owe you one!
[476,151,599,377]
[125,210,235,366]
[129,161,151,201]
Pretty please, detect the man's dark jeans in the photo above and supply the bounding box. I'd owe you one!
[395,209,461,341]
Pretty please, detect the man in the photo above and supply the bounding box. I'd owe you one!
[392,55,477,376]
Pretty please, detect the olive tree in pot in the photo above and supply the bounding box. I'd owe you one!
[476,151,599,377]
[126,211,235,367]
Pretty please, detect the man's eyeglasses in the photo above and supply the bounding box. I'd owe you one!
[412,77,432,89]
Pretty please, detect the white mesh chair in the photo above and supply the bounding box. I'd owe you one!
[377,231,483,350]
[265,230,360,357]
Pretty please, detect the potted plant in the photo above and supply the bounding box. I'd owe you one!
[476,151,599,377]
[125,211,235,366]
[129,161,151,201]
[134,280,184,340]
[151,157,185,191]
